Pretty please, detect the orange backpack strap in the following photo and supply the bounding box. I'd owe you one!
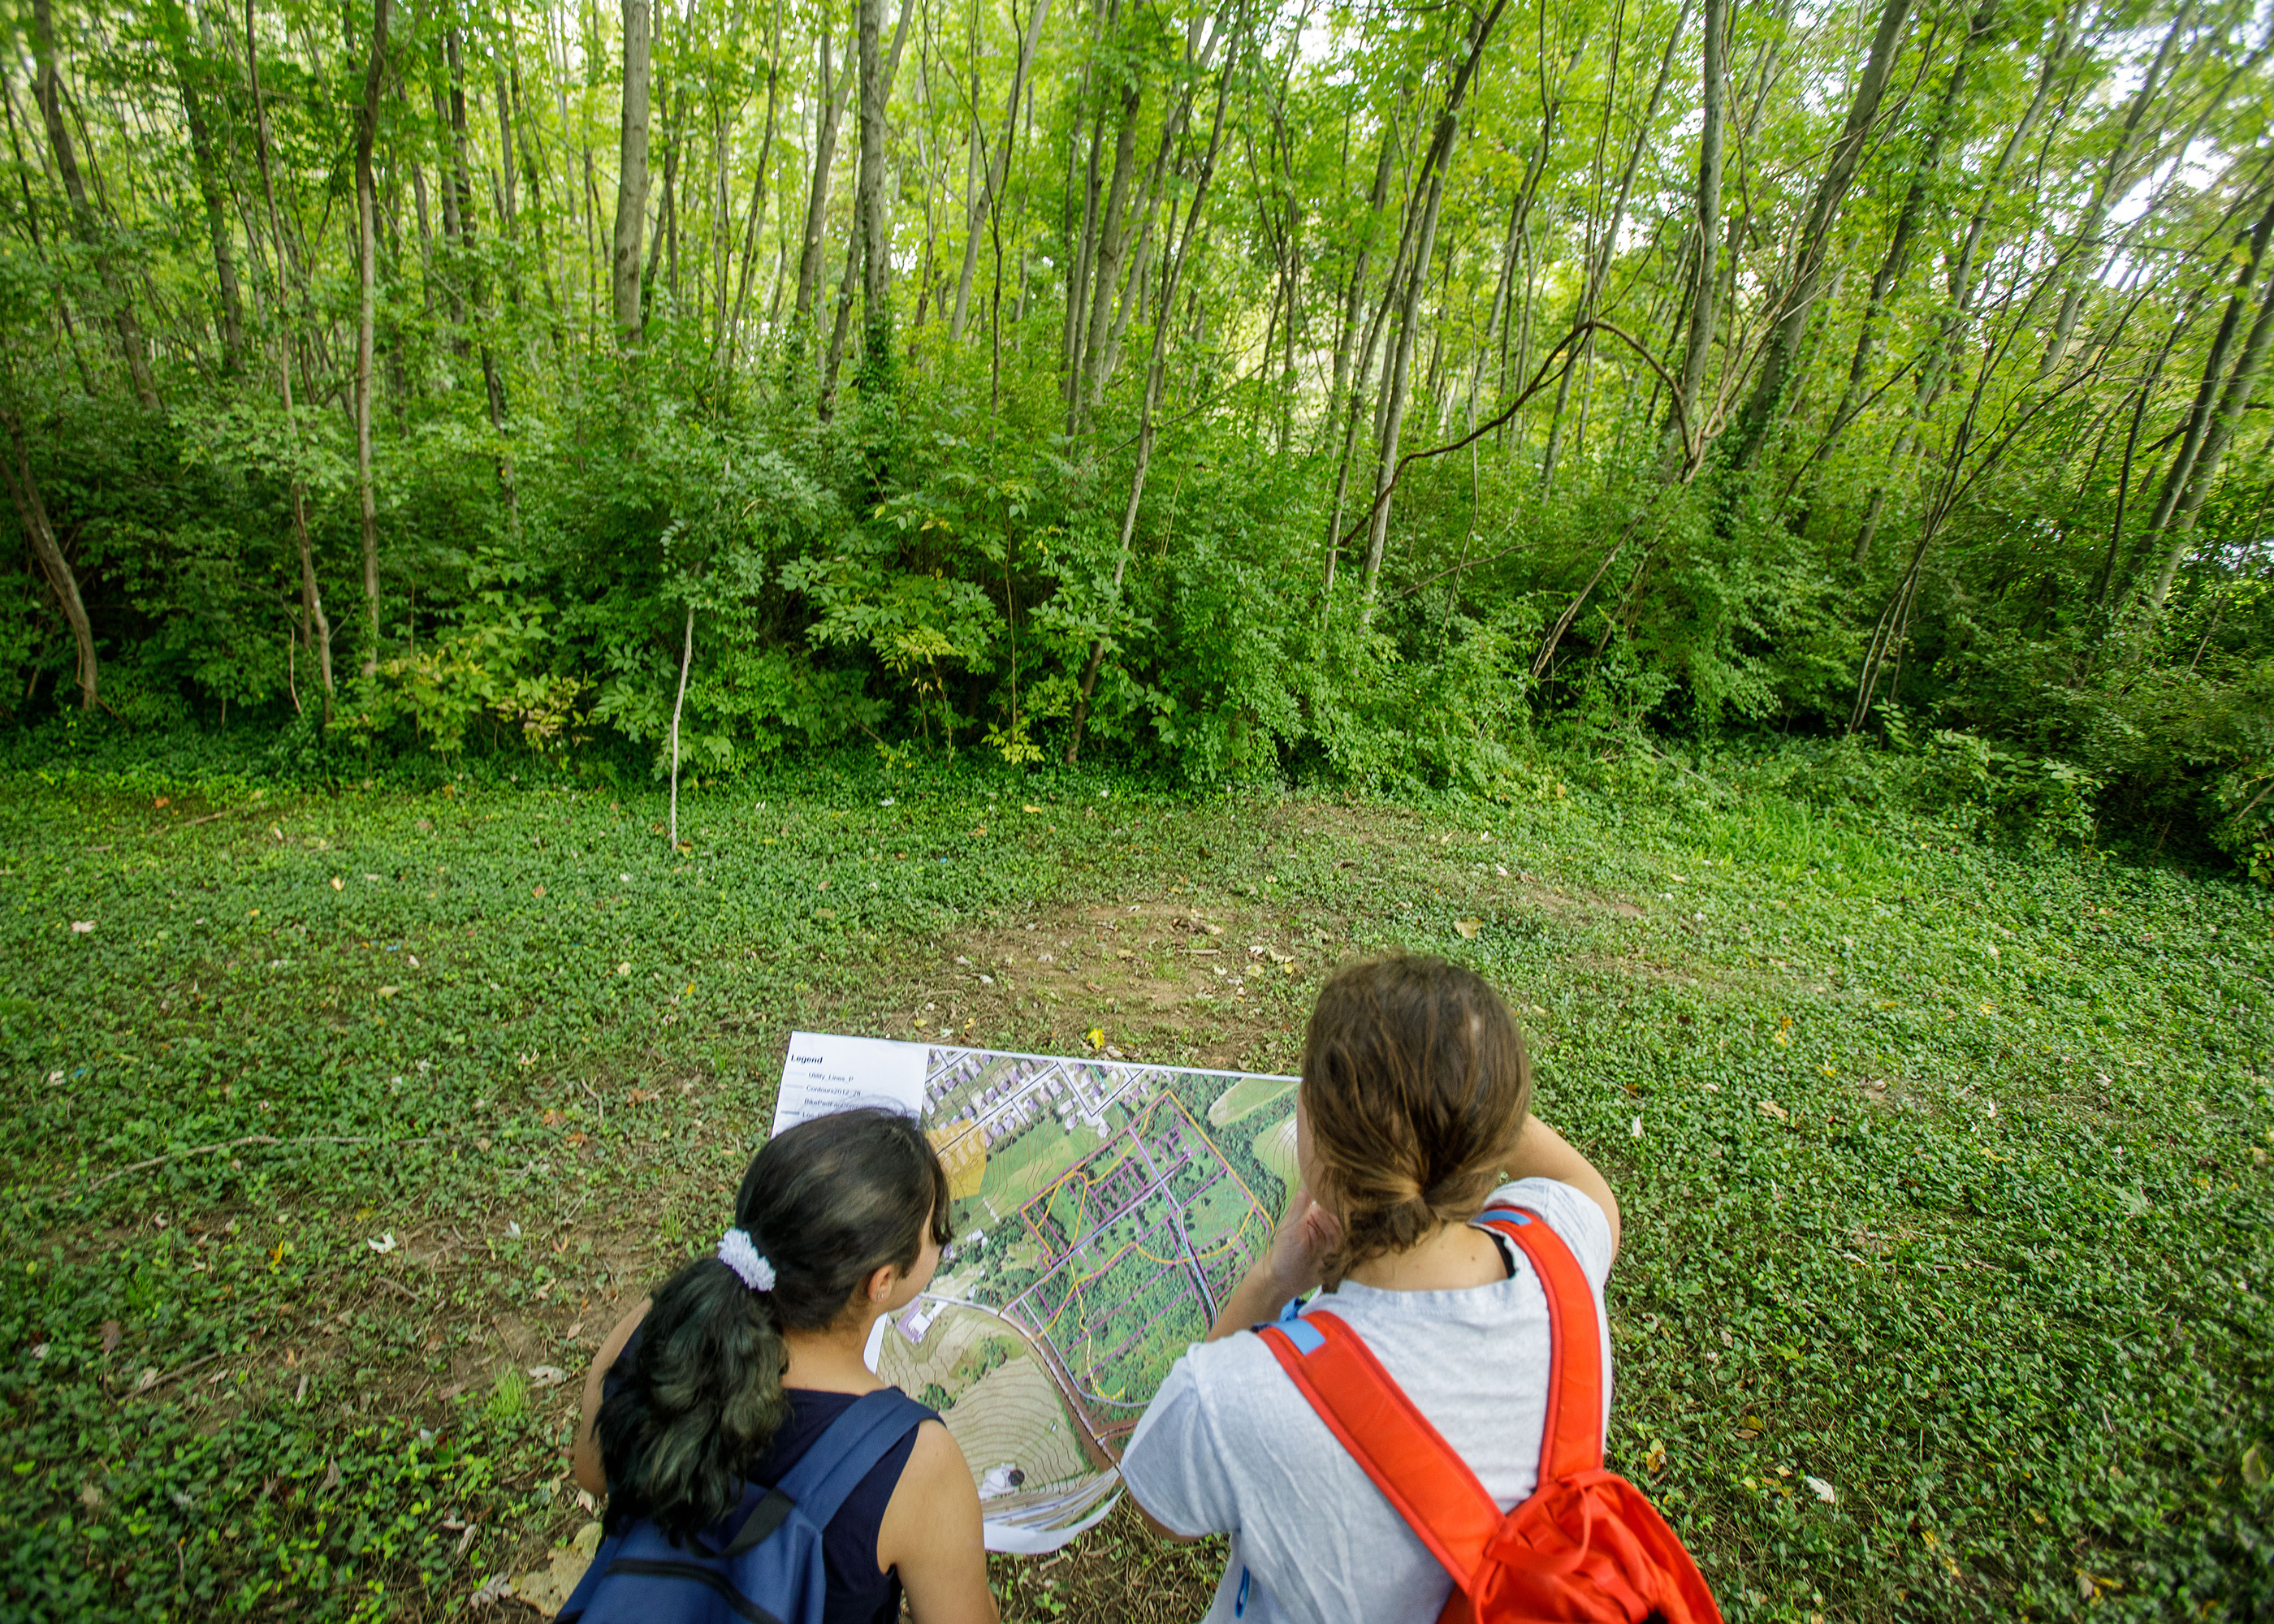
[1472,1206,1606,1484]
[1256,1311,1502,1591]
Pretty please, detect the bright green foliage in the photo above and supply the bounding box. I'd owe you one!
[5,0,2273,874]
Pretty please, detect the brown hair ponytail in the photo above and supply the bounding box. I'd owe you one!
[1300,955,1532,1285]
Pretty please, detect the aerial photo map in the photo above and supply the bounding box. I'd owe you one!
[780,1038,1300,1549]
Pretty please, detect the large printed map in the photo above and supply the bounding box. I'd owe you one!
[781,1039,1299,1549]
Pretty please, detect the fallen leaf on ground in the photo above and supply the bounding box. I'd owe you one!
[366,1233,396,1254]
[71,921,94,934]
[510,1528,602,1620]
[1645,1440,1667,1478]
[1454,918,1482,939]
[101,1320,122,1354]
[1758,1099,1788,1121]
[469,1574,512,1609]
[1803,1475,1836,1503]
[526,1365,568,1388]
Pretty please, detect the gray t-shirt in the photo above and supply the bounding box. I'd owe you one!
[1118,1177,1615,1624]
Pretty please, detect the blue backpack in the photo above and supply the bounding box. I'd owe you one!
[558,1389,935,1624]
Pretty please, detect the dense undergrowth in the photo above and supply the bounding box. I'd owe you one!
[16,373,2272,893]
[1,740,2269,1622]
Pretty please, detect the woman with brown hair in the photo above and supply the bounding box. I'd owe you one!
[1121,953,1623,1623]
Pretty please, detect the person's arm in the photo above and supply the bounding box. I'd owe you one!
[878,1420,997,1624]
[1504,1116,1621,1256]
[571,1299,651,1497]
[1132,1500,1195,1542]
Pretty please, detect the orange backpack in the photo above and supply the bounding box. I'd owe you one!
[1256,1206,1722,1624]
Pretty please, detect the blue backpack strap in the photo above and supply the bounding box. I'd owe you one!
[771,1389,935,1532]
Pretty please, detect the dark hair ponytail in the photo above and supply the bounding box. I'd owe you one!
[1301,955,1531,1285]
[596,1108,952,1537]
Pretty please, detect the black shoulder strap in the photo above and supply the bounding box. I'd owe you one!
[715,1488,798,1559]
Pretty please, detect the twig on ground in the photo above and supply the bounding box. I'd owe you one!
[89,1134,441,1190]
[166,806,253,833]
[122,1351,224,1399]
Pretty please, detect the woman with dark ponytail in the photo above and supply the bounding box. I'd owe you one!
[568,1108,997,1624]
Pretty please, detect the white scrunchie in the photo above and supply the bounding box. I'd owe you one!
[715,1226,777,1293]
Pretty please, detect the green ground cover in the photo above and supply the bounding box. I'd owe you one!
[1,752,2268,1622]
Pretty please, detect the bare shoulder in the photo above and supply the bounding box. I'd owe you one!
[880,1418,979,1536]
[901,1417,975,1489]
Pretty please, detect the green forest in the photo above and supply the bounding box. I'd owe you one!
[3,0,2271,874]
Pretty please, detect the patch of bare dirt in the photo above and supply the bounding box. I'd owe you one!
[901,896,1330,1073]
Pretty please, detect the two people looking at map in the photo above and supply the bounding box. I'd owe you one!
[563,952,1622,1624]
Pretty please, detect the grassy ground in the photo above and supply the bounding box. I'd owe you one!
[2,753,2269,1622]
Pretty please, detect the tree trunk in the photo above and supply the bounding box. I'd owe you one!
[2037,4,2186,380]
[728,0,781,353]
[1542,0,1688,491]
[356,0,390,676]
[442,28,507,434]
[949,0,1055,343]
[646,80,685,300]
[158,0,246,378]
[2138,189,2274,551]
[1672,0,1724,460]
[2,409,96,709]
[796,24,856,328]
[1724,0,1913,471]
[2146,254,2274,615]
[244,0,331,721]
[1066,20,1234,762]
[504,54,562,352]
[854,0,915,390]
[820,227,858,413]
[1358,0,1507,611]
[1075,81,1141,423]
[1095,9,1223,395]
[1360,153,1448,609]
[1851,15,2064,562]
[1061,77,1106,426]
[32,0,158,408]
[429,69,469,341]
[1808,0,1989,508]
[612,0,652,344]
[1329,110,1399,427]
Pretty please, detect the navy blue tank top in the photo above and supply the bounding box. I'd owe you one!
[603,1331,924,1624]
